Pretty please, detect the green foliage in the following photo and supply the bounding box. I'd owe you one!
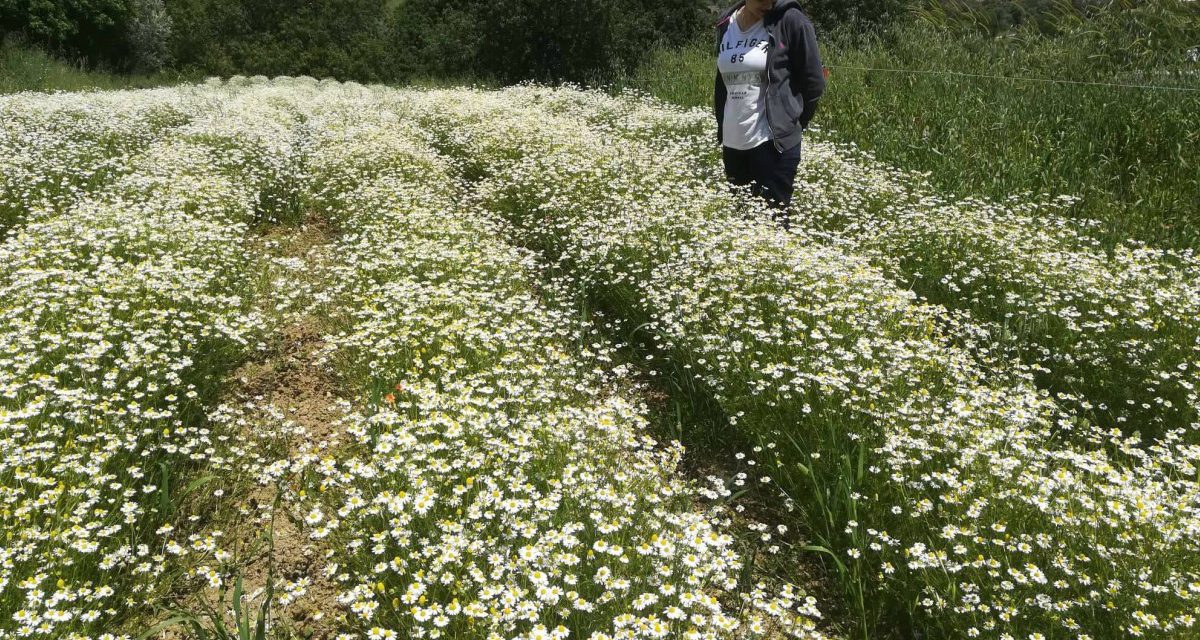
[127,0,171,72]
[388,0,488,80]
[914,0,1198,37]
[0,0,132,66]
[626,40,712,110]
[164,0,707,85]
[802,0,910,31]
[477,0,623,83]
[165,0,397,80]
[390,0,709,83]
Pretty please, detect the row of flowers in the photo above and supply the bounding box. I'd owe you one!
[0,80,321,638]
[402,86,1200,640]
[792,135,1200,444]
[0,86,237,236]
[278,89,826,640]
[525,87,1200,447]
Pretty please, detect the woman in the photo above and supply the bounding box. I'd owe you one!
[714,0,825,229]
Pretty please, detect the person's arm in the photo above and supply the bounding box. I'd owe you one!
[714,69,727,146]
[787,13,825,129]
[714,22,727,147]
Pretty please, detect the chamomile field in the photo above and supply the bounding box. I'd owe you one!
[0,77,1197,640]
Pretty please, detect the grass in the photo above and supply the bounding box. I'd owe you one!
[0,41,196,93]
[620,7,1200,252]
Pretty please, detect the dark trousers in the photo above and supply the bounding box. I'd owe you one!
[722,140,801,229]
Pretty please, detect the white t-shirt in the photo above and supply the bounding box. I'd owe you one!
[718,10,771,150]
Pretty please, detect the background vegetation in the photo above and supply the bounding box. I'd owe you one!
[0,0,707,84]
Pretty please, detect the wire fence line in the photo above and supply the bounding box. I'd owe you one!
[825,64,1200,92]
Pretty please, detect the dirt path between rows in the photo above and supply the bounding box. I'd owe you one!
[226,214,345,639]
[154,213,347,640]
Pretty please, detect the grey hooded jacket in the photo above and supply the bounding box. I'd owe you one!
[714,0,825,152]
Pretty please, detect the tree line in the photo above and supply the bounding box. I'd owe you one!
[0,0,1182,83]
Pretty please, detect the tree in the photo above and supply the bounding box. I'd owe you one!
[128,0,172,71]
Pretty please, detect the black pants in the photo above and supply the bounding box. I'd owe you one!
[722,140,801,229]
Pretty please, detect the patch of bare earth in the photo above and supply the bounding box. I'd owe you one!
[153,213,348,640]
[221,319,345,639]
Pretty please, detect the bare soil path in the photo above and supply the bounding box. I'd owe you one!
[153,213,348,640]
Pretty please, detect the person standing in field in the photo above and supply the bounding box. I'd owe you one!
[715,0,825,229]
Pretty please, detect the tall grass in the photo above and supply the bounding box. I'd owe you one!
[623,3,1200,251]
[0,41,193,93]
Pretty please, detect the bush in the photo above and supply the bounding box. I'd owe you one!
[392,0,708,83]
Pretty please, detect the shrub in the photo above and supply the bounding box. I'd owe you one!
[127,0,171,72]
[165,0,397,81]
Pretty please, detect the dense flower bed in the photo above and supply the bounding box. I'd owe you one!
[0,87,227,235]
[285,92,825,640]
[509,86,1200,447]
[793,141,1200,445]
[402,86,1200,640]
[2,80,1196,640]
[0,79,315,637]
